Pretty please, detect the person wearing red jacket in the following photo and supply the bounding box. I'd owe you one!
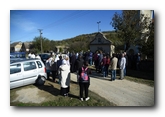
[101,54,107,78]
[105,54,110,77]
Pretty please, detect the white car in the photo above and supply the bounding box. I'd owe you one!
[10,58,47,89]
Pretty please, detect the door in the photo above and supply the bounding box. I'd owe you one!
[23,61,38,85]
[10,63,23,89]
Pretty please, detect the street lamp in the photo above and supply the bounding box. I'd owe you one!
[97,21,101,32]
[38,29,43,53]
[40,32,43,53]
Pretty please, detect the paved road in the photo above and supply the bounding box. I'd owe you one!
[70,72,154,106]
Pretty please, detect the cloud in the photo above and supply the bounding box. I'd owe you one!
[10,13,37,32]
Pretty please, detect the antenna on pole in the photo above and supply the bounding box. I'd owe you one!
[97,21,101,32]
[38,29,43,53]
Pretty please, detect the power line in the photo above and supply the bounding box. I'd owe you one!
[12,10,94,42]
[42,10,83,29]
[42,10,94,29]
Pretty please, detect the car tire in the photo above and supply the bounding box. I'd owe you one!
[36,76,45,85]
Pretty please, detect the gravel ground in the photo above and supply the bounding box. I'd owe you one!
[71,72,154,106]
[11,72,154,106]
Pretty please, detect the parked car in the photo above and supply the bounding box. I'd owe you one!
[10,52,26,63]
[10,56,26,63]
[39,53,51,64]
[10,58,47,89]
[10,52,26,58]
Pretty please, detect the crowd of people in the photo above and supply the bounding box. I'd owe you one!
[27,52,41,59]
[41,52,91,101]
[67,50,141,81]
[27,50,141,101]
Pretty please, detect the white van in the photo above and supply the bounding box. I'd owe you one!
[10,58,47,89]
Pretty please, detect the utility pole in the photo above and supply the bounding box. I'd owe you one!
[97,21,101,32]
[38,29,43,53]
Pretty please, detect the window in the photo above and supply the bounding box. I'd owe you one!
[98,38,101,42]
[23,62,37,71]
[36,61,42,68]
[10,64,21,74]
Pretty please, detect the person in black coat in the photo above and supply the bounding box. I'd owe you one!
[75,54,84,81]
[70,52,76,73]
[51,60,58,82]
[78,61,91,101]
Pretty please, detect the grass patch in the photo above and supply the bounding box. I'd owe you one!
[11,92,116,107]
[125,76,154,87]
[125,69,154,87]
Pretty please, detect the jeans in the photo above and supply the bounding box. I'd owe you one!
[102,66,107,77]
[46,69,51,79]
[124,67,126,76]
[89,57,93,66]
[105,64,109,77]
[111,70,116,80]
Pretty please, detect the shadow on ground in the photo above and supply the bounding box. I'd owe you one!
[35,79,80,100]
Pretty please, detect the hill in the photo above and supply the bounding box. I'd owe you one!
[13,30,124,54]
[58,30,123,52]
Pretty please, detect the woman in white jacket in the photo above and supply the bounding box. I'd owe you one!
[119,53,126,80]
[59,59,70,97]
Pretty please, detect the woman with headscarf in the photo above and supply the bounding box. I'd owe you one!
[64,55,70,67]
[62,55,71,92]
[59,59,70,97]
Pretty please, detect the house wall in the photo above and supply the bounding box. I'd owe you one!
[89,32,113,57]
[14,43,22,52]
[90,45,110,53]
[110,45,115,57]
[127,10,154,55]
[140,10,153,20]
[91,37,111,44]
[140,10,153,34]
[55,46,69,53]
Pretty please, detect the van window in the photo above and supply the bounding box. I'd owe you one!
[10,64,21,74]
[23,62,37,71]
[36,61,43,68]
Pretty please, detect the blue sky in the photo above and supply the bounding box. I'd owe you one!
[10,10,122,43]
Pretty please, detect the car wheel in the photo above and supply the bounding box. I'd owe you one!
[36,76,45,85]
